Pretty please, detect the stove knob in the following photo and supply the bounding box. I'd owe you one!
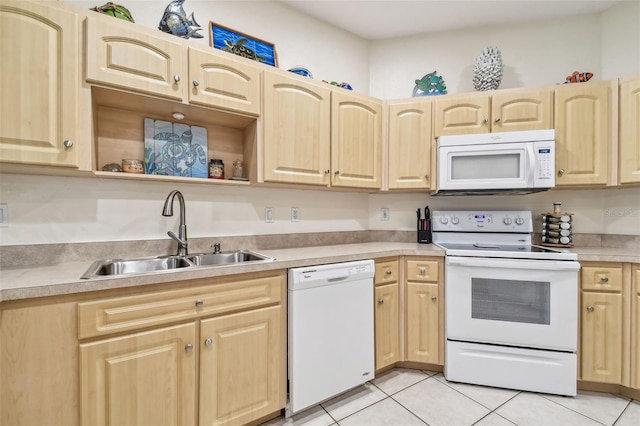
[440,217,449,224]
[515,217,525,226]
[451,217,459,225]
[503,217,513,225]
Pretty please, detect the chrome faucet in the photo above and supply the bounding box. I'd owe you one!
[162,190,188,256]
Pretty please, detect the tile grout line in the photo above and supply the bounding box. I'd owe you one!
[611,400,633,426]
[538,392,622,425]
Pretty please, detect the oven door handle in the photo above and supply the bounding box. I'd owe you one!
[446,256,580,271]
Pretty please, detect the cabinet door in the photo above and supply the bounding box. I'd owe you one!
[375,283,400,370]
[406,282,440,364]
[433,94,490,136]
[580,292,623,384]
[491,89,553,132]
[619,75,640,184]
[331,91,382,189]
[188,47,260,115]
[388,100,433,189]
[0,2,79,167]
[263,71,331,185]
[80,323,197,426]
[86,15,185,101]
[200,305,284,426]
[554,83,610,186]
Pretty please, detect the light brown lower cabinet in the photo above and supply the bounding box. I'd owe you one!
[632,264,640,390]
[78,272,286,426]
[405,258,443,365]
[374,259,400,370]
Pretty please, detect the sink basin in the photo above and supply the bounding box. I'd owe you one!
[188,250,274,266]
[81,250,274,279]
[81,255,193,279]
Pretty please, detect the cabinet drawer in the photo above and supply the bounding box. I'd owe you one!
[581,266,623,292]
[375,260,399,285]
[406,260,440,282]
[78,273,284,339]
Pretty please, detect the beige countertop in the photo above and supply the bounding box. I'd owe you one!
[1,243,638,303]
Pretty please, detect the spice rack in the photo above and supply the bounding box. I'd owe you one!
[540,212,574,247]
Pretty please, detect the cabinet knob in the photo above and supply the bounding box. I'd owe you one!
[204,338,212,347]
[192,80,199,87]
[424,173,430,179]
[494,117,501,123]
[586,305,594,312]
[325,169,330,174]
[385,269,392,276]
[334,170,340,175]
[378,299,384,304]
[185,343,194,352]
[600,276,609,283]
[482,118,489,125]
[431,296,437,302]
[63,140,73,149]
[558,169,565,176]
[173,74,181,83]
[195,300,204,308]
[419,267,426,276]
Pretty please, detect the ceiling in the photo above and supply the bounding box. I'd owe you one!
[279,0,624,40]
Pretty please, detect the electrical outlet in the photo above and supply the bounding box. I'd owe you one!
[265,207,274,223]
[291,207,300,222]
[0,204,7,227]
[381,208,390,221]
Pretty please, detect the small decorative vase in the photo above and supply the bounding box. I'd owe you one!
[473,46,503,91]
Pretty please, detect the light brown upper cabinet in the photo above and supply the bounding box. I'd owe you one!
[86,15,260,116]
[262,70,331,186]
[619,75,640,184]
[0,1,79,168]
[387,99,433,190]
[331,90,383,189]
[263,70,382,189]
[554,81,611,186]
[433,88,553,137]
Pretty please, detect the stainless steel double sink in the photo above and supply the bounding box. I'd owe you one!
[81,250,275,279]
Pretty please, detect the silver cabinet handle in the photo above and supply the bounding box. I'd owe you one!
[378,299,384,304]
[192,80,199,87]
[419,267,426,276]
[334,170,340,175]
[195,300,204,308]
[431,296,437,302]
[185,343,193,352]
[325,169,330,174]
[558,169,565,176]
[600,276,609,283]
[587,306,594,312]
[385,270,392,276]
[424,173,430,179]
[482,118,489,124]
[63,140,73,148]
[494,117,501,123]
[204,338,212,347]
[173,74,181,83]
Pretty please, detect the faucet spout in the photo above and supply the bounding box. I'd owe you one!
[162,190,188,256]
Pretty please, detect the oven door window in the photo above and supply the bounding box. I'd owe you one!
[471,278,550,325]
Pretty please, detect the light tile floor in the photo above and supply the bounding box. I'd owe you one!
[262,368,640,426]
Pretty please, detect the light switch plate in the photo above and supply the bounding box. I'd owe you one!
[291,207,300,222]
[381,208,390,221]
[265,207,274,223]
[0,204,7,227]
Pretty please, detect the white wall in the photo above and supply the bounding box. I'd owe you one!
[1,1,638,246]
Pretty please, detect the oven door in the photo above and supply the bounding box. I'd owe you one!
[445,256,580,352]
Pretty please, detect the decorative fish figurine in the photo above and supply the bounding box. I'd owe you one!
[564,71,594,84]
[158,0,203,39]
[413,71,447,96]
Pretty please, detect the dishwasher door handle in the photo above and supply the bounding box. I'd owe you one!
[328,276,349,283]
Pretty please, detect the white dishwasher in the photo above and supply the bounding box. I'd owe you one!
[287,259,375,416]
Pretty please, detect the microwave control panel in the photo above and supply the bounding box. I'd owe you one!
[534,141,555,183]
[432,210,533,233]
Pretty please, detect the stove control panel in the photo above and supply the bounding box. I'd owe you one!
[432,210,533,233]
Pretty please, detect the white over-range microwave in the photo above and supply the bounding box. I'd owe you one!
[435,129,555,195]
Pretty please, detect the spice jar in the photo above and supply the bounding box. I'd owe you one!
[553,202,562,215]
[209,159,224,179]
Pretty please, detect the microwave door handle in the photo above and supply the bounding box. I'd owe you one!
[526,145,536,186]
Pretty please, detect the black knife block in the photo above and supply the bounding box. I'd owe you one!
[417,220,432,244]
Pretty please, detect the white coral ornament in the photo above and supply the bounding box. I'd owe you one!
[473,46,504,91]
